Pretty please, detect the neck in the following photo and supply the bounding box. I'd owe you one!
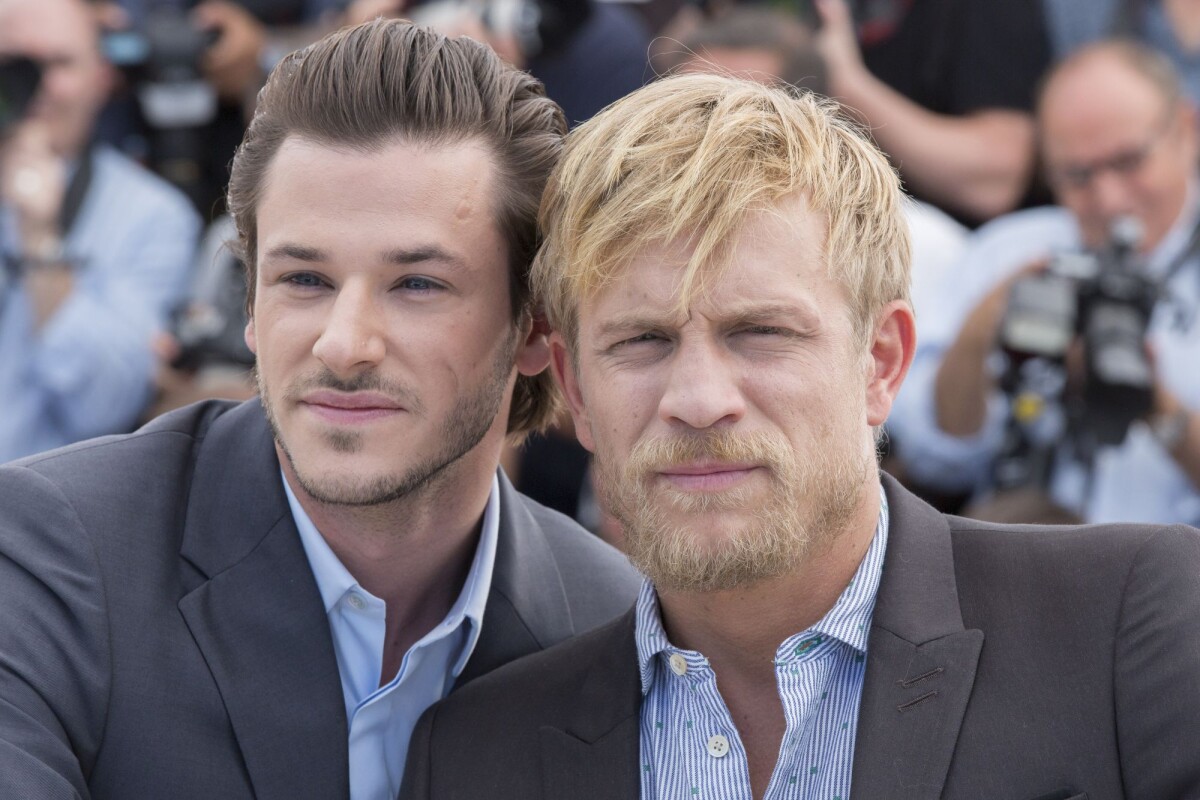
[656,482,880,681]
[283,437,500,624]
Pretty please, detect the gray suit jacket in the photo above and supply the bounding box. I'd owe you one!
[0,399,639,800]
[401,474,1200,800]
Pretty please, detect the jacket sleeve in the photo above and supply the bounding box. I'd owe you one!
[0,465,111,799]
[1114,524,1200,798]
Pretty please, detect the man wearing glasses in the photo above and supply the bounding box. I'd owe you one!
[890,39,1200,525]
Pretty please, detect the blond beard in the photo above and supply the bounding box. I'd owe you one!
[596,426,871,593]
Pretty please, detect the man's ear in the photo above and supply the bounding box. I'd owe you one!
[865,300,917,427]
[549,332,595,453]
[244,316,258,355]
[515,312,551,377]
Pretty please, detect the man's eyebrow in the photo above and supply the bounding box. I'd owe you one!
[260,244,468,269]
[262,243,326,263]
[594,313,675,341]
[382,245,466,270]
[594,302,817,338]
[723,301,819,326]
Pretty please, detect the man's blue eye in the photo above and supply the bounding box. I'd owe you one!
[288,273,323,287]
[399,276,440,292]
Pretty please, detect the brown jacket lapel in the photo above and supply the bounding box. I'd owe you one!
[538,610,642,799]
[851,475,984,799]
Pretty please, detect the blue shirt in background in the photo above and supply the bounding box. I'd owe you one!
[0,144,199,463]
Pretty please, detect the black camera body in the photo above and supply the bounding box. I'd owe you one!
[0,55,41,136]
[102,11,219,209]
[170,232,254,372]
[998,217,1158,448]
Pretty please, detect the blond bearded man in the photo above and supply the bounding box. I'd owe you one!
[401,75,1200,800]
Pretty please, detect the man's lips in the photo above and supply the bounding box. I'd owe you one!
[299,391,406,424]
[657,462,760,491]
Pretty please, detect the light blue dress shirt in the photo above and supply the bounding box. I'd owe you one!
[635,486,889,800]
[284,473,500,800]
[0,144,200,463]
[889,189,1200,524]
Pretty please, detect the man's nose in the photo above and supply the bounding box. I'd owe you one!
[311,285,387,374]
[656,338,746,430]
[1089,169,1134,222]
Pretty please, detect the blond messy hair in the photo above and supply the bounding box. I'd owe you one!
[532,73,911,351]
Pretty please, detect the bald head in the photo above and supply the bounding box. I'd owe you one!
[0,0,111,156]
[1036,40,1196,252]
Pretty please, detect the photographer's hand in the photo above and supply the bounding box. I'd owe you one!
[194,0,267,105]
[1,121,73,329]
[935,260,1048,437]
[1147,354,1200,490]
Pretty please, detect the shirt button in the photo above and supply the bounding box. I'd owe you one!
[707,735,730,758]
[347,594,365,610]
[668,654,688,676]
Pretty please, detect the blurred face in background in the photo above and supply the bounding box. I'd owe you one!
[680,49,786,85]
[1039,52,1198,253]
[0,0,112,157]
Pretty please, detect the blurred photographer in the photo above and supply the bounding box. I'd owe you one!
[891,40,1200,524]
[0,0,200,463]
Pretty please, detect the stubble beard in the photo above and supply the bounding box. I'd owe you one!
[597,421,871,594]
[258,329,518,507]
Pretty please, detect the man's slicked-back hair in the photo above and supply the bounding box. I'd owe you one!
[533,73,910,353]
[228,18,566,436]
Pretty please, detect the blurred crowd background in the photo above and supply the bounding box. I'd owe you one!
[4,0,1200,536]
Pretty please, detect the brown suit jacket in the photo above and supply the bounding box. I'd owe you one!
[401,473,1200,800]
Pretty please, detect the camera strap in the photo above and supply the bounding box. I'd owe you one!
[57,143,95,239]
[1,143,94,283]
[1157,212,1200,332]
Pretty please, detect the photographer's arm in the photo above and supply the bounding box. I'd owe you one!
[1151,386,1200,490]
[1,123,74,328]
[815,0,1034,223]
[934,280,1010,436]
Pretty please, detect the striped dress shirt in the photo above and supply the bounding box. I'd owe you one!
[635,486,889,800]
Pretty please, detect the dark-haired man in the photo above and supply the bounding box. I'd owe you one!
[0,20,637,800]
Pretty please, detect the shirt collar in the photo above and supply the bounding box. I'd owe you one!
[284,470,501,676]
[634,482,891,696]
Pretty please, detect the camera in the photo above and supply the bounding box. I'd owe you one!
[998,216,1158,450]
[170,225,254,371]
[0,55,41,136]
[101,11,219,208]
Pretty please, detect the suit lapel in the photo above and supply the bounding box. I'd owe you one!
[539,612,642,800]
[851,475,984,800]
[178,401,349,800]
[455,473,576,686]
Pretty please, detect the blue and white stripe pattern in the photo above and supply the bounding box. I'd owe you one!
[635,485,890,800]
